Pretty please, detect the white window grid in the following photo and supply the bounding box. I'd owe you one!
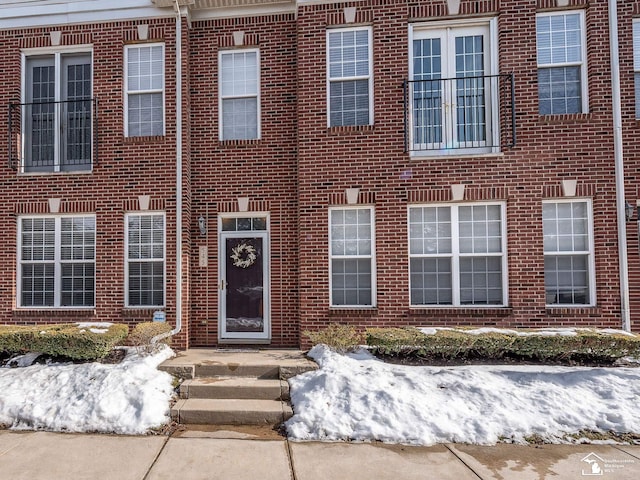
[633,20,640,119]
[536,10,588,115]
[408,202,508,307]
[124,43,165,137]
[125,212,166,308]
[219,48,261,141]
[326,26,373,127]
[17,215,95,308]
[542,199,595,306]
[329,206,376,307]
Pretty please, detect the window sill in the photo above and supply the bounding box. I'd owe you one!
[18,169,93,176]
[545,306,601,316]
[12,309,96,318]
[329,307,378,317]
[219,139,261,146]
[410,151,504,161]
[123,135,166,143]
[538,113,591,124]
[121,308,164,319]
[408,307,513,317]
[327,124,375,135]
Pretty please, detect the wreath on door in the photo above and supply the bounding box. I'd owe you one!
[230,242,257,268]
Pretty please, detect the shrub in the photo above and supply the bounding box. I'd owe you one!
[128,322,173,354]
[304,324,364,353]
[0,323,128,361]
[365,327,640,364]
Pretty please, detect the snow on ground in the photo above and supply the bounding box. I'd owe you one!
[0,346,175,434]
[286,345,640,446]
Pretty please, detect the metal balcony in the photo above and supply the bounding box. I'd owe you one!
[404,74,515,154]
[9,98,98,173]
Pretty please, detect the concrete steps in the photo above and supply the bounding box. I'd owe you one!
[162,349,316,426]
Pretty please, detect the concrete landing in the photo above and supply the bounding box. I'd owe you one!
[172,398,293,425]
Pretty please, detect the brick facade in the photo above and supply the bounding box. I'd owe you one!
[0,0,638,350]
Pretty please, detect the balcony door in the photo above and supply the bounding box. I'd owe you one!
[410,24,496,153]
[24,52,92,172]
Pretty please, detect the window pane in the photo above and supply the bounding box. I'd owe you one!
[459,256,502,305]
[220,50,259,140]
[222,98,258,140]
[332,258,372,306]
[410,257,452,305]
[128,214,165,307]
[128,93,163,137]
[544,255,589,305]
[330,208,371,256]
[538,67,582,115]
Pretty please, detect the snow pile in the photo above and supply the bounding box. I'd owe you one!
[0,346,175,434]
[286,345,640,445]
[418,327,637,337]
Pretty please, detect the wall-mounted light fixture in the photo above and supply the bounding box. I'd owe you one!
[198,215,206,235]
[625,202,634,222]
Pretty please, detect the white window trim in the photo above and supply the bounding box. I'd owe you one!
[408,17,500,156]
[124,43,166,137]
[218,48,262,141]
[326,25,374,128]
[633,19,640,119]
[20,45,94,173]
[407,202,508,308]
[17,214,96,309]
[124,211,166,308]
[328,205,377,308]
[542,198,596,307]
[536,10,589,115]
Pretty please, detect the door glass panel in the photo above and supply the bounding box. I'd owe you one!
[413,38,443,145]
[455,35,486,144]
[225,237,264,333]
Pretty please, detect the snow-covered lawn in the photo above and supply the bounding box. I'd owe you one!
[286,345,640,446]
[0,346,175,434]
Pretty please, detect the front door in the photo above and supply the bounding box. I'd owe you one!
[219,216,269,341]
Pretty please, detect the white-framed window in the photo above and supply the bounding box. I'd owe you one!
[536,11,588,115]
[18,215,95,308]
[125,213,165,307]
[329,207,375,307]
[543,199,595,306]
[125,43,165,137]
[327,26,373,127]
[219,49,260,140]
[408,203,507,306]
[409,19,499,153]
[633,20,640,119]
[21,48,93,173]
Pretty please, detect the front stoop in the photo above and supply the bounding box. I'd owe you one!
[161,349,315,426]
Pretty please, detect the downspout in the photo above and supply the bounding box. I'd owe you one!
[609,0,631,332]
[153,0,183,343]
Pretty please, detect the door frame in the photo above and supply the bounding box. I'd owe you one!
[218,213,270,342]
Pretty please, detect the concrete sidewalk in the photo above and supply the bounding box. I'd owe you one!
[0,429,638,480]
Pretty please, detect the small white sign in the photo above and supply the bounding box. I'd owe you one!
[153,311,166,323]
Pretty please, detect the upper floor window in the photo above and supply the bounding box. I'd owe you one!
[219,49,260,140]
[18,215,95,308]
[20,50,93,173]
[125,44,165,137]
[536,11,588,115]
[329,207,376,307]
[543,200,594,306]
[407,20,505,155]
[409,203,507,306]
[633,20,640,119]
[327,27,373,127]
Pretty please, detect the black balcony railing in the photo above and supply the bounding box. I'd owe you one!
[403,74,515,153]
[9,98,98,173]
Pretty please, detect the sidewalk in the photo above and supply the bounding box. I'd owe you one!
[0,429,638,480]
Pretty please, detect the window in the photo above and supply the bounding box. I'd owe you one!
[409,21,500,153]
[543,200,594,306]
[633,20,640,119]
[536,11,587,115]
[125,44,164,137]
[18,215,95,308]
[22,50,92,172]
[126,213,165,307]
[409,203,507,306]
[329,207,375,307]
[327,27,372,127]
[219,49,260,140]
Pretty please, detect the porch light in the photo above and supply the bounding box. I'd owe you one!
[625,202,634,222]
[198,215,206,235]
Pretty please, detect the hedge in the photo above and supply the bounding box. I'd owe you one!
[366,327,640,364]
[0,323,128,361]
